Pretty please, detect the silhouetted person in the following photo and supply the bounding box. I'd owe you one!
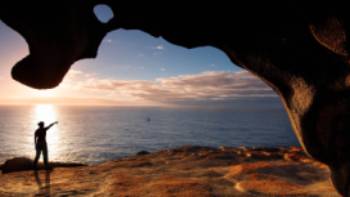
[34,121,58,170]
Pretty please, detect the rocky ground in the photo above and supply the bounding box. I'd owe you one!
[0,146,340,196]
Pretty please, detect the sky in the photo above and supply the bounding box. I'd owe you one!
[0,5,279,107]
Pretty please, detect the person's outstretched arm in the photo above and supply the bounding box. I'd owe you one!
[45,121,58,130]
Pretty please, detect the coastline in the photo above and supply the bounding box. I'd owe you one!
[0,145,339,196]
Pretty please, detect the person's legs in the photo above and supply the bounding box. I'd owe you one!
[33,146,41,169]
[43,143,49,170]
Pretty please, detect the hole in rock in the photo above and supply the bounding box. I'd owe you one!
[93,4,114,24]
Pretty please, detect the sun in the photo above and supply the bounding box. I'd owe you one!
[34,104,57,123]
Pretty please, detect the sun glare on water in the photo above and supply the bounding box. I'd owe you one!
[33,104,61,160]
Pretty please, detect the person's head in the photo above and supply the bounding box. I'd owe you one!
[38,121,44,128]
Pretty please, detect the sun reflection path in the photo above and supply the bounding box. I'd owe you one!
[33,104,60,161]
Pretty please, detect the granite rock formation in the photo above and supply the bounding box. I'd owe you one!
[0,146,339,196]
[1,1,350,196]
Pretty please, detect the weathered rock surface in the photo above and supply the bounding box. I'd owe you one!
[0,146,339,196]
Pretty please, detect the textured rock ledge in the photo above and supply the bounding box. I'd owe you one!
[0,146,339,196]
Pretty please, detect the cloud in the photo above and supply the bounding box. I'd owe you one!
[103,39,113,43]
[154,44,164,50]
[64,70,276,106]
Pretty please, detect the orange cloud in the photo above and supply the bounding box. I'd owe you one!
[65,70,276,106]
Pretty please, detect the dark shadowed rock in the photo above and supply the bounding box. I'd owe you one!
[1,157,34,173]
[1,157,85,173]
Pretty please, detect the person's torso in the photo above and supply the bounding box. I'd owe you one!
[36,128,47,142]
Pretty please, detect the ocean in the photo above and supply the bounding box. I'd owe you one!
[0,104,298,164]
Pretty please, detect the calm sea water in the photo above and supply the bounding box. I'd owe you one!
[0,104,298,164]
